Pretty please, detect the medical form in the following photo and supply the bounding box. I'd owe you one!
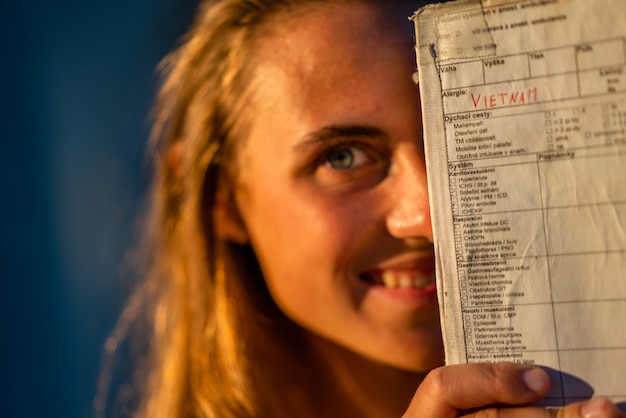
[413,0,626,405]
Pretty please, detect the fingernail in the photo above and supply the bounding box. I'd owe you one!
[581,398,611,418]
[522,367,549,393]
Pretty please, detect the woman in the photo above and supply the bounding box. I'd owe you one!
[104,0,624,417]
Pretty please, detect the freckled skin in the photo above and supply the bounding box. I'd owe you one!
[233,2,443,372]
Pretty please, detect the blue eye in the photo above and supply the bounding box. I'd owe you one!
[326,147,369,169]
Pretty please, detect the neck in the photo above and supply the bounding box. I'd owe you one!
[247,315,431,418]
[303,331,427,418]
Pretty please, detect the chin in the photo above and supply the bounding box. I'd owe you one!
[374,347,444,373]
[366,328,445,372]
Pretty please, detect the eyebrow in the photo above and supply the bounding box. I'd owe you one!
[293,125,386,151]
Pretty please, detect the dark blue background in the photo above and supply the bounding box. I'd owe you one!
[1,1,198,417]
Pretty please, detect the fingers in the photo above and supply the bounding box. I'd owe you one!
[560,398,625,418]
[462,398,624,418]
[403,363,551,418]
[403,363,625,418]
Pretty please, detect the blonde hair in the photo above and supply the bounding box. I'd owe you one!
[97,0,430,417]
[94,1,317,417]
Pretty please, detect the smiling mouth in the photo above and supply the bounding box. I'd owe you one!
[359,271,435,289]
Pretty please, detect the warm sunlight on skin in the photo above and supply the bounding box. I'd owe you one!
[232,2,443,372]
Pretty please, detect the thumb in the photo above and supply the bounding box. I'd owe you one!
[403,363,550,418]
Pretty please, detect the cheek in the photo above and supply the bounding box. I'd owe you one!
[241,185,373,316]
[247,189,352,277]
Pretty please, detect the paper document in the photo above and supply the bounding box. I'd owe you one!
[413,0,626,406]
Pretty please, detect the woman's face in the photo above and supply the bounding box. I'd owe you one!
[230,2,443,371]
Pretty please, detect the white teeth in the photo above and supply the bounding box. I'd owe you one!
[380,272,433,289]
[399,276,413,288]
[382,271,399,288]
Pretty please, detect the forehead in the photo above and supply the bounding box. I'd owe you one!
[247,1,415,123]
[253,2,413,75]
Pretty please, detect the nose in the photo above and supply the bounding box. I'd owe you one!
[385,151,434,243]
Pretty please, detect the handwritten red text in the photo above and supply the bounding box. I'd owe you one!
[471,87,538,109]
